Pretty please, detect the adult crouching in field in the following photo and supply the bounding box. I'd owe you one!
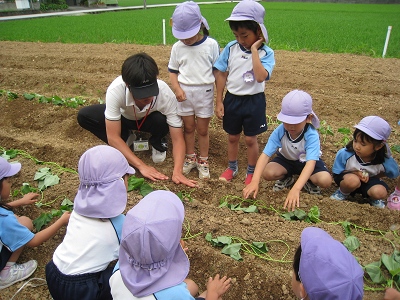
[77,53,197,188]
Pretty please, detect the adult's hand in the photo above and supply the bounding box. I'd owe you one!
[172,172,198,188]
[138,164,169,181]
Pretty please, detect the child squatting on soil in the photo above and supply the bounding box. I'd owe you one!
[168,1,220,179]
[0,157,70,290]
[330,116,399,209]
[243,90,332,211]
[45,145,135,300]
[110,190,232,300]
[292,227,364,300]
[213,0,275,185]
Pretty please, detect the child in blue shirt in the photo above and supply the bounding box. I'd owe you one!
[214,0,275,185]
[330,116,399,208]
[0,157,70,290]
[243,90,332,211]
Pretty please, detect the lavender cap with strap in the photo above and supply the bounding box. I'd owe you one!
[73,145,135,219]
[119,190,189,297]
[354,116,391,141]
[225,0,269,44]
[0,157,21,181]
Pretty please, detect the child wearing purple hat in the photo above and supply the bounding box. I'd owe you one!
[214,0,275,185]
[330,116,399,208]
[291,227,364,300]
[45,145,135,300]
[0,157,70,290]
[243,90,332,211]
[110,190,231,300]
[168,1,220,179]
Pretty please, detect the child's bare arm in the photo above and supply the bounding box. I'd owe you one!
[169,72,186,102]
[384,288,400,300]
[205,274,231,300]
[243,153,270,199]
[284,160,316,211]
[214,70,228,119]
[251,37,268,82]
[26,211,70,247]
[8,192,39,207]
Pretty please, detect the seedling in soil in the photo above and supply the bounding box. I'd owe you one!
[33,197,73,231]
[337,127,352,147]
[364,250,400,291]
[205,233,291,263]
[318,120,334,144]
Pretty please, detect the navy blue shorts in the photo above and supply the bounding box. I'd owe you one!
[271,153,329,176]
[222,91,267,136]
[333,173,389,198]
[0,246,12,271]
[45,260,113,300]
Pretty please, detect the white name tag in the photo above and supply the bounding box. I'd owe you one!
[133,140,149,151]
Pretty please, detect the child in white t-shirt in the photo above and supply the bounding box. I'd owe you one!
[45,145,135,300]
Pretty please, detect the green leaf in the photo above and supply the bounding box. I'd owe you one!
[218,201,228,208]
[216,236,232,245]
[242,205,258,213]
[338,127,351,135]
[364,261,386,284]
[221,243,242,258]
[382,253,400,276]
[281,211,294,221]
[139,183,153,197]
[251,242,268,254]
[342,221,352,237]
[205,233,212,242]
[33,212,53,231]
[392,145,400,154]
[61,198,73,207]
[307,205,320,223]
[34,168,51,181]
[127,176,144,191]
[294,209,307,220]
[343,235,360,252]
[21,183,36,195]
[4,149,18,159]
[230,251,243,261]
[23,93,36,100]
[43,174,60,188]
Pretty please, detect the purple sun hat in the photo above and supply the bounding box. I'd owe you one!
[277,90,320,128]
[354,116,391,141]
[0,157,21,181]
[119,190,189,297]
[225,0,269,43]
[299,227,364,300]
[172,1,210,40]
[73,145,135,219]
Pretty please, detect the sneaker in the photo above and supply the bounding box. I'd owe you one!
[387,193,400,210]
[219,168,238,182]
[368,199,386,209]
[126,131,137,148]
[244,174,253,186]
[330,189,348,201]
[152,147,166,163]
[183,155,197,175]
[273,176,294,192]
[303,181,321,195]
[0,260,38,290]
[197,159,210,179]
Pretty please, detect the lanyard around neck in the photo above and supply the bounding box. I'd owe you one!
[133,102,152,132]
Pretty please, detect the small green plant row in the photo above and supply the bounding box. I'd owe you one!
[217,194,400,291]
[0,89,86,108]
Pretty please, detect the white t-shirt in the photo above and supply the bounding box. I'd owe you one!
[53,211,121,275]
[105,77,183,128]
[168,36,220,86]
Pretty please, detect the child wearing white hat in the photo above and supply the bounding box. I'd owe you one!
[330,116,399,208]
[45,145,135,299]
[168,1,220,179]
[0,157,70,290]
[243,90,332,211]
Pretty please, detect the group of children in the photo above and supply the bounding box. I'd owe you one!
[1,0,399,298]
[168,0,399,211]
